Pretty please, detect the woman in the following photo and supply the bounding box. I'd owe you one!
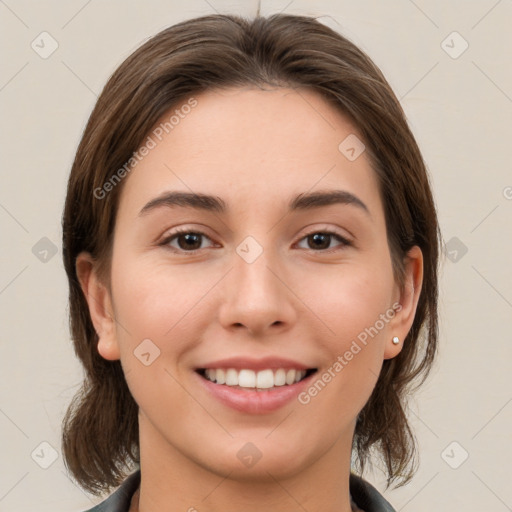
[61,13,440,512]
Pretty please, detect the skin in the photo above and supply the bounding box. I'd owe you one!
[77,86,423,512]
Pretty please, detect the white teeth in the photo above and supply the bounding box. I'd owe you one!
[256,369,274,389]
[202,368,309,389]
[286,369,296,385]
[274,368,286,386]
[225,368,238,386]
[215,368,226,385]
[238,369,256,388]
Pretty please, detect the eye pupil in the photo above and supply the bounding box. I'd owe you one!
[309,233,330,250]
[178,233,201,250]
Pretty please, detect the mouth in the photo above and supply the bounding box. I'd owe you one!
[196,367,318,391]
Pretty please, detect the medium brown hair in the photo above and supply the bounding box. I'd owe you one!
[62,13,441,496]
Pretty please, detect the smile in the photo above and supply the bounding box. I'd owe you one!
[197,367,317,390]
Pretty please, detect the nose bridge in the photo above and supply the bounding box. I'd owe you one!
[217,235,296,333]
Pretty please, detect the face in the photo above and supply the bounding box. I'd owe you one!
[78,86,422,482]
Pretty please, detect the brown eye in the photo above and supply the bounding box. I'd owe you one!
[162,229,214,252]
[297,231,351,252]
[308,233,331,250]
[175,232,203,250]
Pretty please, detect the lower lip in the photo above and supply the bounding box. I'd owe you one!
[195,371,316,414]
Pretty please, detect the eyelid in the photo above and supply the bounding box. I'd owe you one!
[296,224,353,243]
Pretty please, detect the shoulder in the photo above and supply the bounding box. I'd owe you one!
[349,473,397,512]
[82,470,141,512]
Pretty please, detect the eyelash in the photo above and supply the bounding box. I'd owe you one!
[159,227,352,254]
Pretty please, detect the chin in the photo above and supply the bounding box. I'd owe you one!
[191,437,317,482]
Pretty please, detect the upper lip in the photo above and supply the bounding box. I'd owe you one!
[196,356,315,371]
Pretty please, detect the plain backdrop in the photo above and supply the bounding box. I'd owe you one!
[1,1,511,511]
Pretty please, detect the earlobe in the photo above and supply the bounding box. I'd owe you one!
[75,252,121,361]
[383,245,423,360]
[383,334,403,360]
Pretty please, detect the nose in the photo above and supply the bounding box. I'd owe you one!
[217,245,297,336]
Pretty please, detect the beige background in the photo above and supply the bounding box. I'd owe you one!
[1,1,511,511]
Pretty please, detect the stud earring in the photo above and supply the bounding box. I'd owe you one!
[392,336,400,345]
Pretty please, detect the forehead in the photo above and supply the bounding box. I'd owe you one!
[117,86,382,220]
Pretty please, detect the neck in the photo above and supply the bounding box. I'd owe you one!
[134,416,357,512]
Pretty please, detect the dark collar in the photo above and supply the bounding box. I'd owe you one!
[83,471,140,512]
[349,473,397,512]
[84,470,396,512]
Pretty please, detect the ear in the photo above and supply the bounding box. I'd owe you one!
[75,252,120,361]
[383,245,423,360]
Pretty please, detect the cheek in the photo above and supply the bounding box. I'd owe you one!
[296,267,394,419]
[300,260,395,405]
[304,261,395,346]
[112,253,197,339]
[109,258,200,411]
[110,255,217,359]
[113,265,175,337]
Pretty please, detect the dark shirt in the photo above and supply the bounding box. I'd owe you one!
[83,469,396,512]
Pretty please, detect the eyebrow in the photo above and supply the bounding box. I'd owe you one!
[139,189,370,217]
